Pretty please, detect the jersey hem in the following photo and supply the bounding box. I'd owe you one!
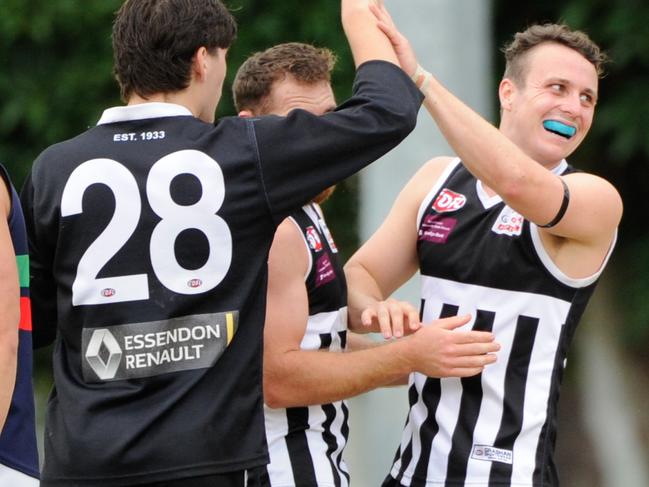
[0,457,39,480]
[270,484,342,487]
[389,474,547,486]
[40,454,269,487]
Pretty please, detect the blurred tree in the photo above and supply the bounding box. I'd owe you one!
[0,0,361,259]
[0,0,122,185]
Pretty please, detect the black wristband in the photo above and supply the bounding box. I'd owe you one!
[539,178,570,228]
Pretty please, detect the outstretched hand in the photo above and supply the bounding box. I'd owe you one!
[405,314,500,378]
[360,298,422,339]
[369,2,419,77]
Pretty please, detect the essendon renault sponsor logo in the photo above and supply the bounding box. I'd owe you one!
[432,188,467,213]
[82,311,238,382]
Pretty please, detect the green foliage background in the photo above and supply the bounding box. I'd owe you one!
[0,0,648,349]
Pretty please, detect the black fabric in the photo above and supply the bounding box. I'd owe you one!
[386,160,604,486]
[21,61,422,486]
[289,203,347,316]
[136,467,270,487]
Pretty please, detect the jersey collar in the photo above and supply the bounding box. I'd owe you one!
[97,102,193,125]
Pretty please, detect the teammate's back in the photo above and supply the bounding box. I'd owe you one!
[21,0,423,485]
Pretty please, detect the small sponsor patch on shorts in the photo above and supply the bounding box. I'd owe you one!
[471,444,513,465]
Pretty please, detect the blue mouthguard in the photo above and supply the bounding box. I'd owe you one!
[543,120,576,139]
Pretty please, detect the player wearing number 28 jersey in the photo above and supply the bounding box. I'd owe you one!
[20,1,423,486]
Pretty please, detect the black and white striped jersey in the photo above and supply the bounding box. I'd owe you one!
[387,159,616,487]
[20,61,422,486]
[264,203,350,487]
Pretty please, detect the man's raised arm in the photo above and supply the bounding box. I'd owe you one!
[342,0,399,67]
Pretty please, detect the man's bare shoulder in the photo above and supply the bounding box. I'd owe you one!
[403,156,456,200]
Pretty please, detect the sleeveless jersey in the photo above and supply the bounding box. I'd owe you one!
[388,159,616,487]
[20,61,422,486]
[0,164,39,480]
[264,203,350,487]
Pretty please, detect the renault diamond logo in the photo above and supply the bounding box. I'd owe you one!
[85,329,123,380]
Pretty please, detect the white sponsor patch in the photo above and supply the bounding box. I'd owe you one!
[82,311,238,382]
[433,188,467,213]
[471,444,514,465]
[492,206,524,236]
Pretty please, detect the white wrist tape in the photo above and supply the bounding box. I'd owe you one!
[410,64,431,94]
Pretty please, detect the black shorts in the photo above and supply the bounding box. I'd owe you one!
[137,467,270,487]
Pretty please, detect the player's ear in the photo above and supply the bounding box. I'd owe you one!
[499,78,515,112]
[192,47,210,81]
[238,110,254,118]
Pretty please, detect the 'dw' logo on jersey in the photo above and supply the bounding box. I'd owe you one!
[433,188,467,213]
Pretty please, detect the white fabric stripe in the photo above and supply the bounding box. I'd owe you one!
[305,405,337,487]
[530,225,618,288]
[389,376,416,481]
[420,283,479,483]
[288,212,313,281]
[416,158,462,229]
[512,303,568,483]
[300,309,347,350]
[303,203,322,229]
[0,464,39,487]
[265,402,349,487]
[476,179,502,209]
[97,102,192,124]
[465,306,517,481]
[426,375,462,482]
[399,372,432,483]
[329,401,350,486]
[264,404,296,487]
[551,159,569,176]
[406,275,572,486]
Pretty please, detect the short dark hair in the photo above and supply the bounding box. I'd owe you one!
[113,0,237,101]
[233,42,336,113]
[502,23,607,85]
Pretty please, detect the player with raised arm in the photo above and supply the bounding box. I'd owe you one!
[233,42,500,487]
[344,4,622,486]
[21,0,426,485]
